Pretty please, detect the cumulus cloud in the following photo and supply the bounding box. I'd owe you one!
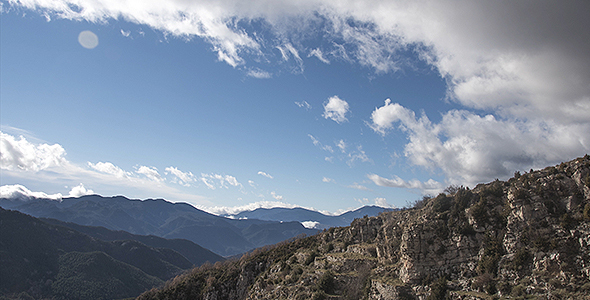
[368,173,443,195]
[374,197,395,208]
[200,173,242,190]
[1,131,67,171]
[165,166,195,186]
[68,183,94,197]
[257,171,274,179]
[369,100,589,186]
[135,165,163,182]
[323,96,349,124]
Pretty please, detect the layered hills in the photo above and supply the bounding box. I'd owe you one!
[0,195,318,257]
[138,155,590,300]
[0,208,205,299]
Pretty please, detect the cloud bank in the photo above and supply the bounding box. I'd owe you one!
[5,0,590,191]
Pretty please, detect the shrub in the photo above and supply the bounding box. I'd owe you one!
[432,194,451,213]
[427,277,448,300]
[317,271,335,294]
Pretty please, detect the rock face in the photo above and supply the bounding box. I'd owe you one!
[138,155,590,300]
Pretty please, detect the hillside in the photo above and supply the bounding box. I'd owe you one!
[0,195,317,257]
[40,218,223,266]
[0,209,194,299]
[138,155,590,300]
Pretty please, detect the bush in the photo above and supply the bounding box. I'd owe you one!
[432,194,451,213]
[317,271,335,294]
[427,277,448,300]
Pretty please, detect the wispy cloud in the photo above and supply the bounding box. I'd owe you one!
[367,173,442,195]
[270,191,283,201]
[322,177,334,183]
[200,173,242,190]
[257,171,274,179]
[295,101,311,110]
[348,183,369,191]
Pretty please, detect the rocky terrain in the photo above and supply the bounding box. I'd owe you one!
[138,155,590,300]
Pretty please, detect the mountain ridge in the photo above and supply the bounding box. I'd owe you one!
[138,155,590,300]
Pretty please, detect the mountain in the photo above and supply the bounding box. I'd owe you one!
[40,218,223,266]
[0,208,194,299]
[137,155,590,300]
[225,206,396,229]
[0,195,317,257]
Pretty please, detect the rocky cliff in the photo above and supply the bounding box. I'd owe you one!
[138,155,590,300]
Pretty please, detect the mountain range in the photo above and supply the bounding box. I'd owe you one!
[223,206,396,230]
[0,194,393,257]
[137,155,590,300]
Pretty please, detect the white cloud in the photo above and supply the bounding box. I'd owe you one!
[120,29,130,37]
[271,191,283,201]
[295,101,311,110]
[68,183,94,197]
[347,145,370,166]
[0,131,210,206]
[0,184,62,201]
[322,177,334,183]
[88,161,131,178]
[374,197,395,209]
[301,221,320,229]
[165,166,195,186]
[369,100,590,186]
[204,200,303,215]
[246,68,272,79]
[323,95,349,124]
[136,165,163,182]
[348,183,369,191]
[257,171,274,179]
[9,0,589,126]
[308,134,334,153]
[308,48,330,64]
[368,173,442,195]
[200,173,242,190]
[336,139,346,153]
[1,131,67,172]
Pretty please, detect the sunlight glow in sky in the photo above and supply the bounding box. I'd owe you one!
[1,0,589,214]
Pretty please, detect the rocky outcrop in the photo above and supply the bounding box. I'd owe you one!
[138,155,590,300]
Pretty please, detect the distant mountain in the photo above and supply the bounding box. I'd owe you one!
[0,208,194,299]
[224,205,396,229]
[0,195,317,257]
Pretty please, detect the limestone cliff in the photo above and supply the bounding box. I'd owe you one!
[138,155,590,300]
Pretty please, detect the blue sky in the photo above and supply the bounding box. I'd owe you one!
[1,0,589,214]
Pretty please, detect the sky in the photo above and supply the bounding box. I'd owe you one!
[1,0,589,215]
